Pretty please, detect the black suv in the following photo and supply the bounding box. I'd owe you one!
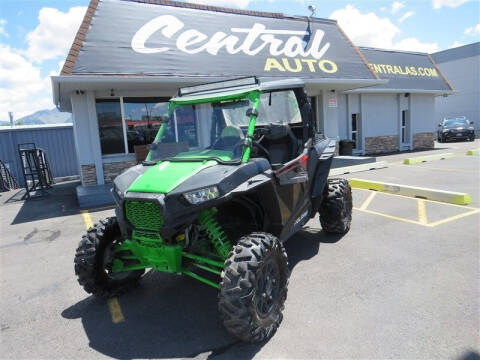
[437,117,475,142]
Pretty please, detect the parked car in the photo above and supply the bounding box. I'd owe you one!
[437,117,475,142]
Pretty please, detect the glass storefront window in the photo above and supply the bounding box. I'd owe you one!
[96,97,171,156]
[96,99,125,155]
[123,97,169,153]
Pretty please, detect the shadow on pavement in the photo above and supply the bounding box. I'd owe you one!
[62,272,261,359]
[5,181,80,225]
[286,226,343,269]
[61,228,344,359]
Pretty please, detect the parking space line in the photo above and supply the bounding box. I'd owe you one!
[81,210,93,229]
[417,199,428,224]
[427,209,480,227]
[390,163,478,174]
[353,207,424,226]
[353,188,480,227]
[107,298,125,324]
[360,191,376,210]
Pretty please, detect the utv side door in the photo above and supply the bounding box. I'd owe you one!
[273,140,316,240]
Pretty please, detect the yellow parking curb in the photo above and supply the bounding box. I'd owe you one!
[349,178,472,205]
[403,153,455,164]
[466,149,480,156]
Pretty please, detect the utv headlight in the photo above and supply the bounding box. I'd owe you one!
[184,186,220,204]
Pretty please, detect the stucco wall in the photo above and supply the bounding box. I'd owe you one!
[362,94,398,137]
[324,90,339,140]
[337,94,348,139]
[71,91,105,185]
[435,55,480,133]
[411,94,436,133]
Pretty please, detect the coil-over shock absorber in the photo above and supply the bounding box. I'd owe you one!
[198,208,232,259]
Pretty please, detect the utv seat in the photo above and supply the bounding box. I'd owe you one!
[263,123,299,166]
[212,126,245,157]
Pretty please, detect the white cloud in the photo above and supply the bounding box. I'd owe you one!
[398,10,415,23]
[391,1,405,14]
[394,38,439,53]
[330,5,438,53]
[449,41,465,48]
[0,44,54,122]
[432,0,469,9]
[380,6,387,12]
[186,0,251,9]
[330,5,400,48]
[0,19,8,38]
[25,6,86,63]
[464,24,480,36]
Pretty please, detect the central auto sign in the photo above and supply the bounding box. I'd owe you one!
[130,15,338,75]
[71,0,376,80]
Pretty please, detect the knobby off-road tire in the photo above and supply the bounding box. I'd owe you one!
[319,178,353,234]
[74,217,144,298]
[219,232,289,343]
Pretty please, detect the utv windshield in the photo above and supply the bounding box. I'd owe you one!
[146,90,301,163]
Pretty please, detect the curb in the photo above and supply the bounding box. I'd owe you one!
[329,161,388,176]
[403,153,455,165]
[54,175,80,182]
[349,178,472,205]
[466,149,480,156]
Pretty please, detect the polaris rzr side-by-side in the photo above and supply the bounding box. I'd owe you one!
[74,77,352,342]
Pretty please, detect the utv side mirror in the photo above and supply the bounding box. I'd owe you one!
[246,108,259,118]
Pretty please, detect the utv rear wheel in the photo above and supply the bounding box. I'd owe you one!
[219,232,289,343]
[74,217,144,298]
[319,178,353,234]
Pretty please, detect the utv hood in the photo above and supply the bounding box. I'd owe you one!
[127,160,218,194]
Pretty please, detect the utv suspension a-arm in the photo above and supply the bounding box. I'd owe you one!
[112,207,232,289]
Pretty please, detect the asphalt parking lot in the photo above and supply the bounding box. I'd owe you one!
[1,140,479,359]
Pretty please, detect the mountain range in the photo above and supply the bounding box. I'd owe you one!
[0,108,72,126]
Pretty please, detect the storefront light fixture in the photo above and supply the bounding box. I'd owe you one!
[110,88,115,97]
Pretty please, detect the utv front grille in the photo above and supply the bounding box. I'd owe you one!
[125,200,164,231]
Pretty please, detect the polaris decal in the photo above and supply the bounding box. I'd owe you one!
[293,208,310,231]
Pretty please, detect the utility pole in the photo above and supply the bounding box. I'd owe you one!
[8,112,14,128]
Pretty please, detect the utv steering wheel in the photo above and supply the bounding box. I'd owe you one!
[251,140,271,163]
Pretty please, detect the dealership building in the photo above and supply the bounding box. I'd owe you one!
[52,0,453,192]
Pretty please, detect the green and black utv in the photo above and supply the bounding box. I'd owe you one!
[74,77,352,342]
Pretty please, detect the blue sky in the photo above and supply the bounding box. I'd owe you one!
[0,0,479,122]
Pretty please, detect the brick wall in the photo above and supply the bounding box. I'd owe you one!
[103,161,137,184]
[413,132,435,150]
[365,135,399,154]
[81,165,97,186]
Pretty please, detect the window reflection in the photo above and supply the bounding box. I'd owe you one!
[96,99,125,155]
[123,97,169,153]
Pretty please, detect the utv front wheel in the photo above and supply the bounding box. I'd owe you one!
[74,217,144,298]
[219,232,289,343]
[319,178,353,234]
